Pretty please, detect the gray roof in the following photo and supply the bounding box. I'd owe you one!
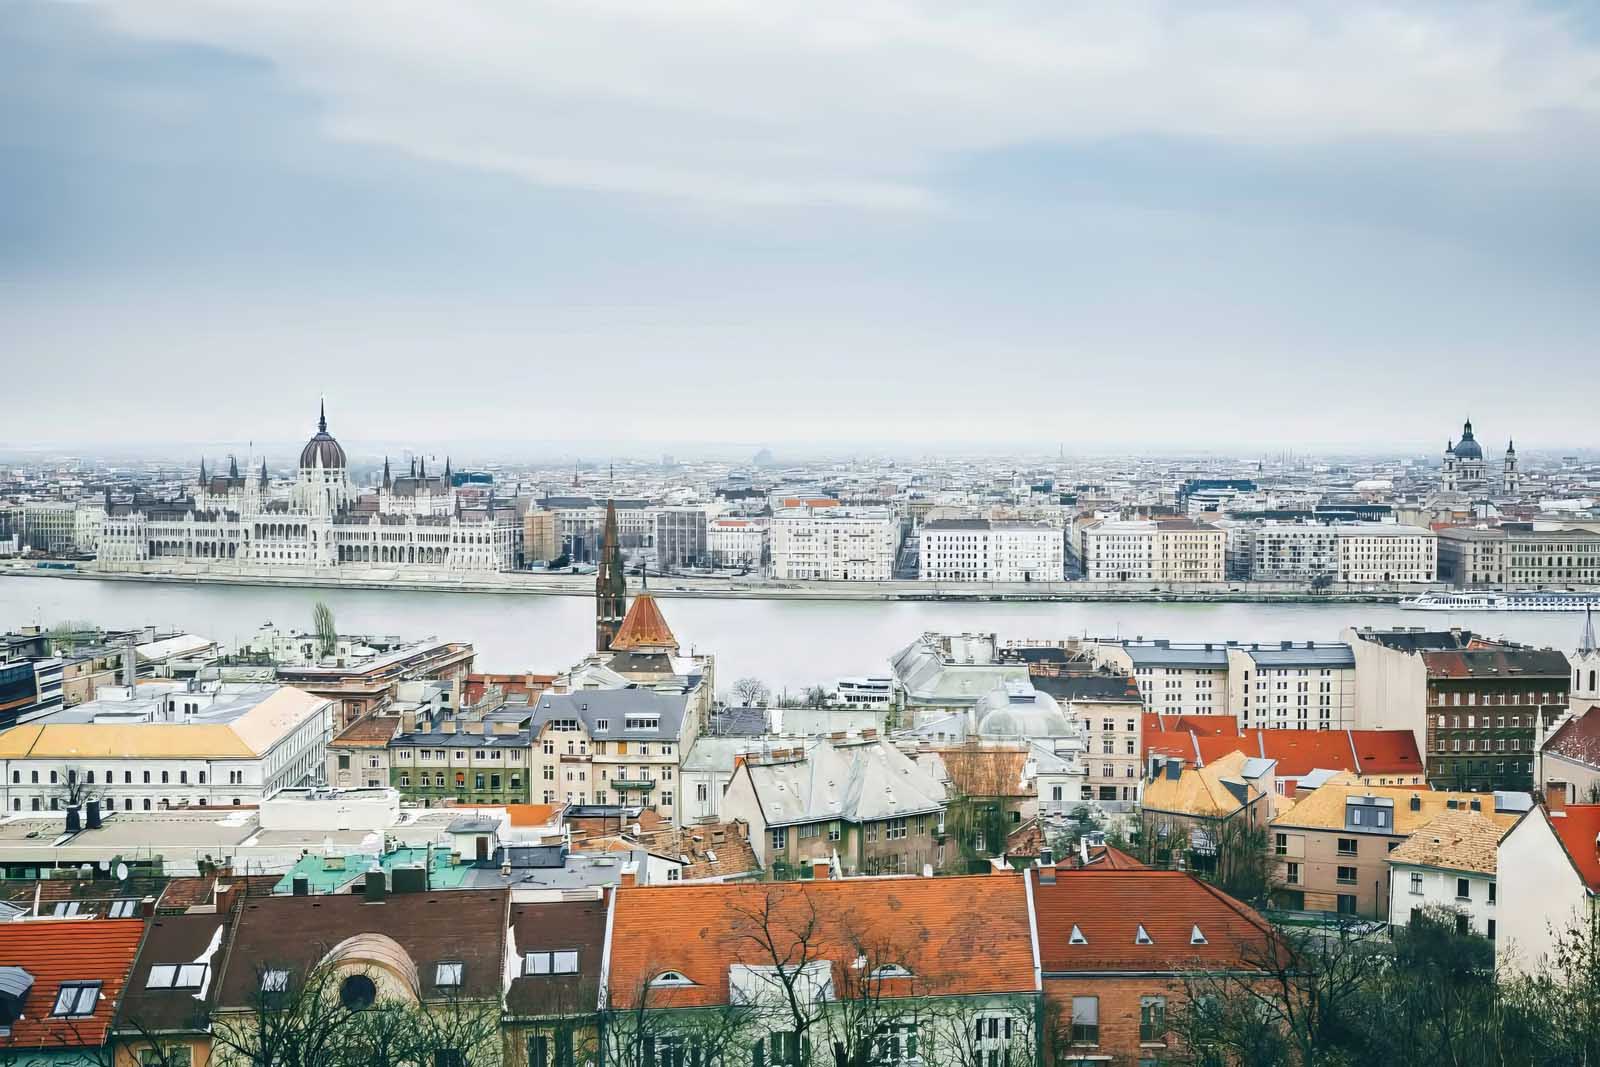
[1242,644,1355,669]
[682,736,762,775]
[743,738,947,828]
[1123,645,1229,669]
[532,689,688,741]
[890,635,1029,706]
[391,728,533,749]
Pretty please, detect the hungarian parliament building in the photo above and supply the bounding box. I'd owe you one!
[96,405,521,575]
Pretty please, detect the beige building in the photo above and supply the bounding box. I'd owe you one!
[1035,675,1144,803]
[1334,524,1437,583]
[1226,642,1358,731]
[1139,750,1274,873]
[1438,525,1600,588]
[1269,783,1516,918]
[1081,519,1225,583]
[522,508,559,563]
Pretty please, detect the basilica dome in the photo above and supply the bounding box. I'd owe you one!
[1451,419,1483,460]
[299,402,347,469]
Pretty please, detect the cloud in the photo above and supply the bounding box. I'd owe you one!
[96,0,1600,209]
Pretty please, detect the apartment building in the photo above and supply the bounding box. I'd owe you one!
[1334,524,1437,583]
[653,504,713,570]
[1269,784,1517,918]
[1247,523,1339,581]
[1227,642,1358,730]
[1081,519,1225,583]
[1094,641,1229,716]
[705,517,767,568]
[387,713,534,806]
[918,519,1064,582]
[1035,674,1144,803]
[769,505,899,581]
[0,682,332,812]
[527,689,697,824]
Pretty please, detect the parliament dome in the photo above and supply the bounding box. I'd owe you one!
[299,402,347,469]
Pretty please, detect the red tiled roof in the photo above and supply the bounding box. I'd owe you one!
[610,593,678,652]
[331,714,401,748]
[607,874,1036,1009]
[1546,805,1600,893]
[1034,869,1277,973]
[1544,706,1600,772]
[1163,728,1422,779]
[0,918,144,1048]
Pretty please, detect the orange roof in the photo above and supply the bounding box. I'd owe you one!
[453,803,562,828]
[610,592,678,653]
[1547,805,1600,892]
[607,874,1036,1008]
[0,918,144,1047]
[1034,869,1278,973]
[1186,729,1422,779]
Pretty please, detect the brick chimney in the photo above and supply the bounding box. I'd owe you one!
[1547,780,1569,813]
[619,863,638,888]
[811,858,832,881]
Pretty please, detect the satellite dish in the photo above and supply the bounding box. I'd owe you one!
[115,863,129,882]
[97,860,110,871]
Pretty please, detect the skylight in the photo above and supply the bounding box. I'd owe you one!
[435,962,464,987]
[1135,925,1154,945]
[649,971,695,987]
[1191,925,1208,945]
[1068,925,1087,945]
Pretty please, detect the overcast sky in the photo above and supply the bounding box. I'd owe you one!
[4,1,1599,457]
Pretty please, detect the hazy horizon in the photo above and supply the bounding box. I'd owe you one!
[6,2,1599,452]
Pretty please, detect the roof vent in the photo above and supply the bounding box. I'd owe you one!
[1135,925,1153,945]
[1068,925,1087,945]
[1190,925,1207,945]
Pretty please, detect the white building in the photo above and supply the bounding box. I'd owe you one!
[1081,519,1225,583]
[1495,797,1599,974]
[706,517,767,569]
[0,682,333,813]
[1247,523,1339,581]
[1093,640,1229,716]
[1227,642,1359,730]
[1386,808,1503,938]
[835,677,893,708]
[1334,524,1438,584]
[770,506,899,582]
[97,404,520,575]
[918,519,1064,582]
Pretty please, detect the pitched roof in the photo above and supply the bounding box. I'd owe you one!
[1185,729,1423,780]
[1271,784,1518,835]
[0,918,144,1048]
[740,738,947,827]
[115,912,228,1034]
[1387,809,1504,875]
[606,874,1036,1009]
[1422,646,1569,679]
[1141,750,1264,819]
[1034,869,1278,973]
[214,890,509,1009]
[1543,706,1600,772]
[1544,805,1600,893]
[610,593,678,653]
[1031,674,1141,704]
[506,898,607,1018]
[330,714,402,748]
[635,821,762,881]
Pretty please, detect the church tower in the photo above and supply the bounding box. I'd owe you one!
[1573,606,1599,711]
[1502,440,1520,496]
[595,500,628,651]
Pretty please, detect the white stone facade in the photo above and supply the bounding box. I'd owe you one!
[1334,524,1437,583]
[707,518,767,568]
[918,520,1064,582]
[770,506,899,582]
[1081,519,1225,582]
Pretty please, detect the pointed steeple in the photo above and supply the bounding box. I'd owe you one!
[410,456,417,479]
[382,456,392,491]
[419,455,427,479]
[199,457,208,485]
[1582,605,1597,657]
[444,456,452,483]
[1506,439,1516,454]
[595,499,628,652]
[318,397,328,434]
[259,459,269,488]
[228,454,239,480]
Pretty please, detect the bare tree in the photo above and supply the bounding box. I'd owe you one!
[732,678,772,708]
[604,965,755,1067]
[312,602,338,659]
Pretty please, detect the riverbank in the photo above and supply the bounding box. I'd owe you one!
[0,561,1420,603]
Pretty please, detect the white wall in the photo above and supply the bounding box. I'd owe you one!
[1496,806,1591,974]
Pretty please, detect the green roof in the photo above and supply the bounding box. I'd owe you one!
[272,845,474,895]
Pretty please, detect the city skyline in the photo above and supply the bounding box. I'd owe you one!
[5,1,1600,449]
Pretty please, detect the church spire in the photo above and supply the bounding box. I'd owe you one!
[595,499,628,652]
[1583,605,1597,657]
[382,456,392,491]
[318,397,327,434]
[228,454,239,480]
[199,457,207,485]
[259,459,269,488]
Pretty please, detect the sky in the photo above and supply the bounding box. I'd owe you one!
[3,1,1599,458]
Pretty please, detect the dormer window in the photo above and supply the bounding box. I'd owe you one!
[1068,925,1088,945]
[1190,925,1208,945]
[435,962,464,987]
[1135,925,1153,945]
[648,971,695,987]
[51,981,100,1018]
[108,899,137,919]
[869,964,912,979]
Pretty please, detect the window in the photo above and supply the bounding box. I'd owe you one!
[436,962,464,987]
[1190,925,1207,945]
[1336,838,1357,856]
[828,822,841,842]
[1286,862,1301,886]
[1140,996,1167,1044]
[109,898,138,918]
[523,951,579,976]
[1336,866,1358,885]
[52,981,101,1017]
[885,817,907,840]
[771,827,788,852]
[1410,872,1424,895]
[1457,878,1471,901]
[1135,924,1153,945]
[433,1052,466,1067]
[1489,882,1497,905]
[147,965,177,989]
[873,1022,918,1065]
[1071,996,1099,1045]
[339,974,377,1011]
[261,970,290,993]
[648,972,695,987]
[140,1049,192,1067]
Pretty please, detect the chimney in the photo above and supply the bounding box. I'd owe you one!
[811,858,831,881]
[64,806,81,834]
[1547,781,1568,813]
[401,709,417,734]
[1038,864,1056,886]
[1039,845,1054,867]
[140,895,159,918]
[123,635,138,688]
[619,863,638,888]
[212,880,239,915]
[85,800,101,830]
[363,869,386,903]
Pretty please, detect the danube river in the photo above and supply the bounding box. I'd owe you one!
[0,576,1589,695]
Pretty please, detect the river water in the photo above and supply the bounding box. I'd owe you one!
[1,576,1589,695]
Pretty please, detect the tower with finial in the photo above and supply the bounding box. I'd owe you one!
[1574,606,1599,709]
[1503,440,1519,496]
[595,500,628,652]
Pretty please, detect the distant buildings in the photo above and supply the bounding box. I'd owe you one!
[706,516,767,568]
[1437,525,1600,588]
[918,518,1064,582]
[1333,523,1437,583]
[769,504,898,581]
[1080,518,1225,583]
